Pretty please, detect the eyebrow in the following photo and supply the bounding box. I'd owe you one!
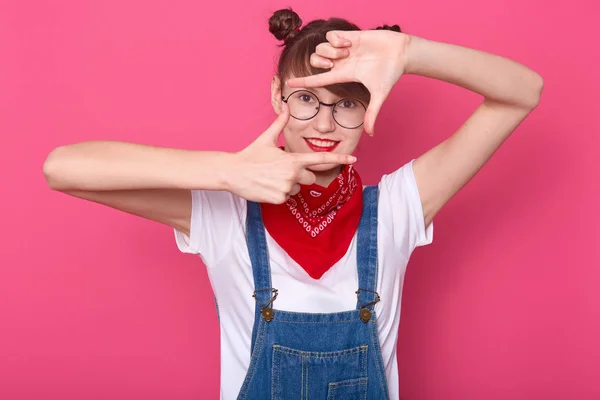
[287,88,346,101]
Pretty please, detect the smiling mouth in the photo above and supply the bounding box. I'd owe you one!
[304,138,340,152]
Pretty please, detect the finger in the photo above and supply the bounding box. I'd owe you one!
[271,193,288,205]
[325,31,353,48]
[289,184,301,196]
[315,42,350,60]
[295,152,357,167]
[259,102,290,144]
[310,53,334,69]
[287,71,349,89]
[364,94,385,136]
[296,169,316,186]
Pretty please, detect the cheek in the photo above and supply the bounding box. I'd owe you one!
[282,122,307,144]
[339,131,363,151]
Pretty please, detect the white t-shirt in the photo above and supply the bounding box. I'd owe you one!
[174,159,434,400]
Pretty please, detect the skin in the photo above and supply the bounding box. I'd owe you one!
[43,29,543,239]
[270,75,365,187]
[289,30,544,227]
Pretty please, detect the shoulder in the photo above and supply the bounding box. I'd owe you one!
[190,189,247,216]
[175,190,247,257]
[378,159,417,193]
[375,159,434,250]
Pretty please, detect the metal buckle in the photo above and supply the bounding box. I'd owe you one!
[356,288,380,323]
[252,288,278,322]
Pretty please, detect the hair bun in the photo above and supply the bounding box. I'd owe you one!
[269,8,302,43]
[375,24,402,33]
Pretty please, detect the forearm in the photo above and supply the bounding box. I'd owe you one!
[404,35,544,109]
[43,141,234,192]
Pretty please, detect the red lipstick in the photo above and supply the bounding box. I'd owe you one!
[304,138,340,152]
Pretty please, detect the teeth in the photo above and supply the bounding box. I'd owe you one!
[306,138,337,148]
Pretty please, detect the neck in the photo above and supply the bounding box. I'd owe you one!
[313,165,343,187]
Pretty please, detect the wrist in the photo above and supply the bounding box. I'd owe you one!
[186,151,238,192]
[403,34,422,75]
[217,152,241,193]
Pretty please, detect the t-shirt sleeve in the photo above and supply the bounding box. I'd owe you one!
[173,189,244,264]
[378,159,434,254]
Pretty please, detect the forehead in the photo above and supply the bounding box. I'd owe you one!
[283,75,330,95]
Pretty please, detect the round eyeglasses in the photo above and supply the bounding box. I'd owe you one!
[281,90,366,130]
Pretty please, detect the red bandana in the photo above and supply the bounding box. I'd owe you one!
[260,165,363,279]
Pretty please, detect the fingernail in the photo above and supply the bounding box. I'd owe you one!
[327,61,334,68]
[344,40,351,46]
[350,156,357,162]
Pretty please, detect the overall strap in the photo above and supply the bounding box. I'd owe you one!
[246,201,275,352]
[246,201,273,302]
[356,186,380,311]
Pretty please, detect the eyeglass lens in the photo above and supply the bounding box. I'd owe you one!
[285,90,366,129]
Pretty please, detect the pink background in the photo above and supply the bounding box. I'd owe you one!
[1,0,599,399]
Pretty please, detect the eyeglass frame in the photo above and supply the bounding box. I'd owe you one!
[281,89,367,130]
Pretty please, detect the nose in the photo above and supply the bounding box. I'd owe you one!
[313,104,336,134]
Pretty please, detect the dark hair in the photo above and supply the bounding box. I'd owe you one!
[268,8,402,104]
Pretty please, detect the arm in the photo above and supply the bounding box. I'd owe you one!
[43,107,356,237]
[405,35,544,226]
[287,30,544,228]
[43,142,235,236]
[43,141,233,192]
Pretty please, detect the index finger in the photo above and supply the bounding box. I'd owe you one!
[287,71,345,89]
[295,152,357,167]
[326,31,353,47]
[257,102,290,144]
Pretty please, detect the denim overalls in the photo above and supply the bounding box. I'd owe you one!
[236,186,390,399]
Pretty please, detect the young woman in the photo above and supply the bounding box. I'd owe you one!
[43,8,543,400]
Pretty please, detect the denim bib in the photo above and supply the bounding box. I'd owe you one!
[237,186,390,399]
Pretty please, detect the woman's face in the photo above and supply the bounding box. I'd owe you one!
[271,76,365,173]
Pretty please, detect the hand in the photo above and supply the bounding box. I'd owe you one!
[226,104,357,204]
[287,30,410,135]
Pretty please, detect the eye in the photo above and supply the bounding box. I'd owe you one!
[338,99,358,109]
[298,94,315,103]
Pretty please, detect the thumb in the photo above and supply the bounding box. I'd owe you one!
[258,103,290,144]
[364,93,386,136]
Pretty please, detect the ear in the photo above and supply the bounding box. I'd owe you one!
[271,75,283,114]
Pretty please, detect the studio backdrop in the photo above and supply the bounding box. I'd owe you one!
[1,0,598,399]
